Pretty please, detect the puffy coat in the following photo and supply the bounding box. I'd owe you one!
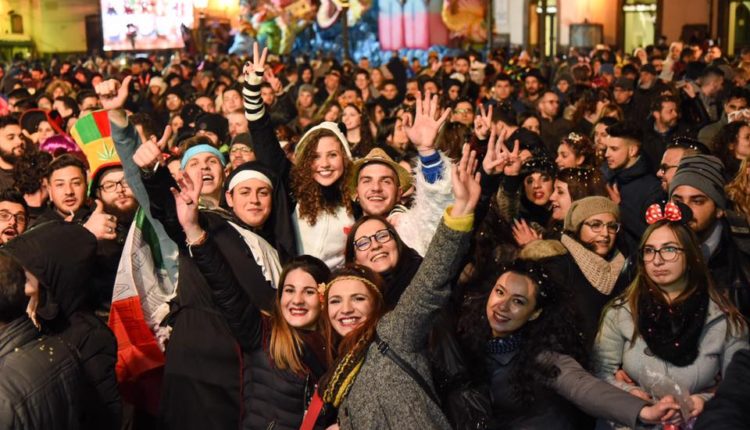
[190,234,327,430]
[0,317,83,430]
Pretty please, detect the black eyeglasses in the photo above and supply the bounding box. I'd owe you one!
[583,220,621,234]
[658,163,679,173]
[99,179,129,193]
[642,245,684,262]
[0,210,27,226]
[354,229,393,251]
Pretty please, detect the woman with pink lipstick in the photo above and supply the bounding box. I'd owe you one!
[594,203,748,429]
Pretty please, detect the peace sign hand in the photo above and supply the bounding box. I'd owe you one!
[503,139,522,176]
[482,129,518,175]
[243,42,268,85]
[403,90,451,155]
[474,104,493,140]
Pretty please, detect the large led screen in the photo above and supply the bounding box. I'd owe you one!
[101,1,194,51]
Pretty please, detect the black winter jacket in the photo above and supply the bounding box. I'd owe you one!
[603,156,665,255]
[190,233,327,430]
[0,317,83,430]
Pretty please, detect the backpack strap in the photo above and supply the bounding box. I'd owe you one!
[374,332,441,407]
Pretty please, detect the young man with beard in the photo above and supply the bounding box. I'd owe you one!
[0,117,24,192]
[669,154,750,317]
[537,90,573,155]
[641,95,694,173]
[350,92,455,256]
[89,163,140,315]
[603,122,664,255]
[0,189,27,245]
[34,155,119,242]
[656,137,710,192]
[517,69,544,114]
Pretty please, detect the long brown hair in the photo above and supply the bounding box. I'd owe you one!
[269,256,331,374]
[290,129,353,225]
[726,155,750,218]
[617,221,745,343]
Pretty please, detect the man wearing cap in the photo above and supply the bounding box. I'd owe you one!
[656,137,710,192]
[669,154,750,317]
[195,112,229,147]
[613,77,638,123]
[164,87,185,118]
[315,68,342,105]
[633,63,670,119]
[603,122,664,254]
[228,133,256,170]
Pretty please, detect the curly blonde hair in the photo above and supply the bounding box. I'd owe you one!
[291,129,353,225]
[726,156,750,218]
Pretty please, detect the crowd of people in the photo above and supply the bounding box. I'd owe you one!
[1,37,750,430]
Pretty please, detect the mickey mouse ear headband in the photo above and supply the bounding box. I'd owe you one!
[645,201,693,225]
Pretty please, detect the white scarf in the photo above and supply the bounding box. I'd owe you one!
[227,220,282,289]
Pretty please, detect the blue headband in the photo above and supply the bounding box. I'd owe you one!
[180,144,226,169]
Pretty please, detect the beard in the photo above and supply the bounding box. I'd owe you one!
[0,145,21,165]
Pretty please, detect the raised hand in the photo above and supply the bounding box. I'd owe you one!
[170,169,204,242]
[503,139,522,176]
[451,143,481,217]
[243,42,268,83]
[83,199,118,240]
[512,219,541,247]
[404,90,451,155]
[132,137,163,171]
[482,130,508,175]
[264,68,282,93]
[606,182,621,205]
[96,75,132,112]
[474,104,493,140]
[154,125,172,151]
[482,129,521,176]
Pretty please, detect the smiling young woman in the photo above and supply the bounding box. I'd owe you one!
[344,215,423,309]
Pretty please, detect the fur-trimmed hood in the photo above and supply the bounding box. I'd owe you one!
[518,239,567,261]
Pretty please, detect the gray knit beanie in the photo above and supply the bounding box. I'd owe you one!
[564,196,620,233]
[668,155,727,209]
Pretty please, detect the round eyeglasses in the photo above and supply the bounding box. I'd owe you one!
[353,229,393,251]
[642,245,684,262]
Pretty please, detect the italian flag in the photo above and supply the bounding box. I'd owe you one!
[108,208,177,413]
